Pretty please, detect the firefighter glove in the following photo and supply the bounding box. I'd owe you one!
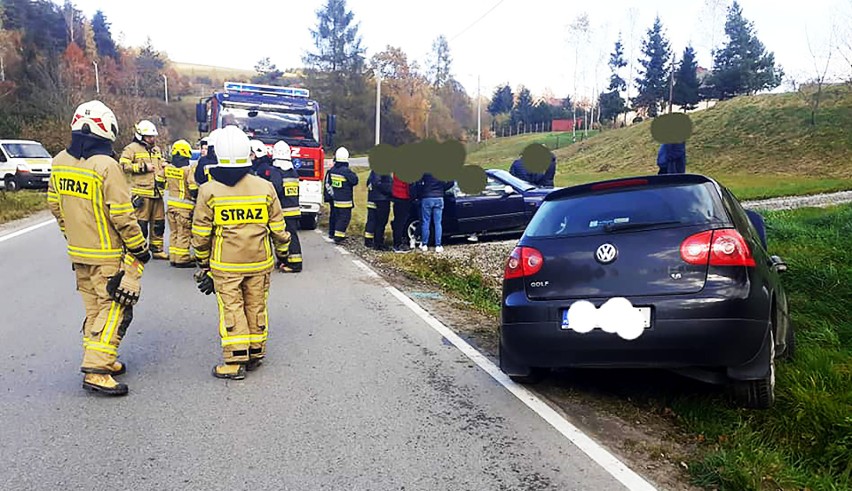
[129,245,151,264]
[194,269,215,295]
[132,195,144,210]
[106,270,141,306]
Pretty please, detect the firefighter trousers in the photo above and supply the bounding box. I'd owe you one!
[327,200,336,239]
[213,271,271,364]
[167,207,193,265]
[74,262,133,374]
[136,196,166,253]
[364,201,390,248]
[284,217,302,271]
[333,205,352,241]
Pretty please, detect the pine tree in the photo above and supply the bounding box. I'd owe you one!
[252,57,285,85]
[302,0,365,73]
[706,1,783,99]
[510,86,534,127]
[91,10,118,60]
[672,45,700,111]
[608,35,627,92]
[600,35,628,123]
[632,16,671,118]
[428,35,452,89]
[487,84,513,115]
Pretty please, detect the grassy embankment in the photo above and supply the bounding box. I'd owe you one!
[0,190,48,224]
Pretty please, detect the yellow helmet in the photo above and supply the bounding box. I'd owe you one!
[171,139,192,159]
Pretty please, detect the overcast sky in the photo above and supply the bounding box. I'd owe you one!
[62,0,848,100]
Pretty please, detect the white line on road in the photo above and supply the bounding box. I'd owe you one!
[0,219,54,244]
[336,246,350,255]
[349,255,657,491]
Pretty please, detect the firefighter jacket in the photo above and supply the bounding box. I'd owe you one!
[120,140,166,198]
[326,162,359,208]
[191,173,291,275]
[254,161,284,205]
[279,167,301,218]
[47,149,148,265]
[367,171,393,202]
[164,156,198,211]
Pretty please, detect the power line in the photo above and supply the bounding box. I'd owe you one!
[449,0,506,42]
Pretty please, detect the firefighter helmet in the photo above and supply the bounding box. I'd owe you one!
[215,126,252,168]
[250,139,267,159]
[171,140,192,159]
[335,146,350,163]
[134,120,158,140]
[70,100,119,142]
[272,141,292,161]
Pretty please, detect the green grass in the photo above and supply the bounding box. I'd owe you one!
[676,204,852,490]
[0,190,47,224]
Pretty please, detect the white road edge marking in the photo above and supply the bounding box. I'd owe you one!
[0,219,54,244]
[336,246,350,255]
[351,257,657,491]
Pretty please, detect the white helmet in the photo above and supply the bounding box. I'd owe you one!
[335,146,350,163]
[134,120,158,140]
[70,100,119,142]
[250,139,267,159]
[272,141,292,161]
[206,128,225,150]
[215,126,252,168]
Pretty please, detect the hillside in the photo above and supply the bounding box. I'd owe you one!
[172,62,255,82]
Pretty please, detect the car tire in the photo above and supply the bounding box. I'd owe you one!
[499,341,547,385]
[4,175,19,192]
[782,321,796,361]
[731,329,776,409]
[300,214,318,230]
[407,219,421,247]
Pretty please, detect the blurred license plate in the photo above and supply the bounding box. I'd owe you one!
[561,306,652,330]
[42,177,50,182]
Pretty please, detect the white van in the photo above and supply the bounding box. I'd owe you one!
[0,139,53,191]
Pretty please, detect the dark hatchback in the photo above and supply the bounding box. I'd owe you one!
[407,169,555,245]
[499,174,793,408]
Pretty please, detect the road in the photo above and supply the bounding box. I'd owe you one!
[0,212,654,491]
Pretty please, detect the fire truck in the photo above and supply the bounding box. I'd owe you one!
[195,82,336,230]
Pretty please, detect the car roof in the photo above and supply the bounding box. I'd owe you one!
[544,173,721,202]
[0,140,45,145]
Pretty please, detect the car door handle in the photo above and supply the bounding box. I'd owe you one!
[461,202,473,207]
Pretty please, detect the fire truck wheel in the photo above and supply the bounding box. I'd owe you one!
[300,214,318,230]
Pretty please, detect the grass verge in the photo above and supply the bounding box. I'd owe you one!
[0,190,48,224]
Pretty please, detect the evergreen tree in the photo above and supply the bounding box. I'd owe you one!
[487,84,513,115]
[252,57,285,85]
[705,1,782,99]
[91,10,118,60]
[632,16,671,117]
[510,86,534,127]
[600,35,628,123]
[428,35,452,88]
[136,37,165,99]
[608,35,627,92]
[672,45,700,110]
[302,0,365,73]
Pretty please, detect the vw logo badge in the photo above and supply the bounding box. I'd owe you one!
[595,243,618,264]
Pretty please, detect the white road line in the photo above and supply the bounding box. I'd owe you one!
[349,256,657,491]
[336,246,350,255]
[0,219,54,244]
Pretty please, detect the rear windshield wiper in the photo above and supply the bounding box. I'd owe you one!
[603,220,681,232]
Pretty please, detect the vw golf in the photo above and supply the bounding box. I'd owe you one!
[499,174,793,408]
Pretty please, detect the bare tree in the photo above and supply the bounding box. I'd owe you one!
[803,27,835,126]
[835,0,852,83]
[623,6,638,125]
[568,13,591,141]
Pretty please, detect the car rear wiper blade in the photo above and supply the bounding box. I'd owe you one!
[603,220,681,232]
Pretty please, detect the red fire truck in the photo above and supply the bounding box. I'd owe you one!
[195,82,336,230]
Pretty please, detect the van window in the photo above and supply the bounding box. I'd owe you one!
[524,182,729,238]
[0,149,6,162]
[1,143,51,159]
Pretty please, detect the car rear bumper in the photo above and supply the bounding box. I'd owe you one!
[501,292,769,370]
[17,173,50,188]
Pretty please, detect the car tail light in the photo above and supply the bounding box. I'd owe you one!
[505,246,544,279]
[681,229,756,267]
[590,178,649,191]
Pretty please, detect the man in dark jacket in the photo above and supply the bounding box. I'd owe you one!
[413,172,454,252]
[327,147,359,244]
[364,170,393,250]
[540,153,557,187]
[509,154,531,183]
[265,141,303,272]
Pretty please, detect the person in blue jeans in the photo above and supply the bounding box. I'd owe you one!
[414,172,453,252]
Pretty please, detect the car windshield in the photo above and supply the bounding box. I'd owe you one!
[524,182,728,238]
[490,170,536,191]
[2,143,51,158]
[219,105,320,147]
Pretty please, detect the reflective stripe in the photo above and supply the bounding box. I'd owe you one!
[334,231,346,238]
[192,225,212,236]
[67,245,123,259]
[99,301,124,346]
[210,257,274,273]
[125,233,146,249]
[195,249,210,260]
[269,221,286,232]
[364,232,375,239]
[84,341,118,356]
[217,158,250,165]
[92,180,111,250]
[208,195,270,206]
[123,254,144,275]
[366,201,376,209]
[221,332,268,347]
[109,203,135,215]
[52,166,104,182]
[216,292,227,340]
[170,246,190,254]
[167,199,195,210]
[288,254,303,263]
[47,191,59,203]
[333,201,353,208]
[282,208,301,217]
[132,188,156,197]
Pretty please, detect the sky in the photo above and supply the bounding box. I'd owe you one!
[62,0,849,101]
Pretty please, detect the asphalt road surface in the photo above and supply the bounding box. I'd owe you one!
[0,212,650,491]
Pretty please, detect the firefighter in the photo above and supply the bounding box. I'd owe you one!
[191,126,291,380]
[120,120,168,259]
[47,100,150,396]
[249,139,272,174]
[364,169,393,251]
[272,141,302,272]
[164,139,198,268]
[327,147,358,244]
[195,128,224,186]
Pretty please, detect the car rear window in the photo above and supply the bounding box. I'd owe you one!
[524,182,728,237]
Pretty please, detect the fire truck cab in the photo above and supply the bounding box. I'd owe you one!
[196,82,335,230]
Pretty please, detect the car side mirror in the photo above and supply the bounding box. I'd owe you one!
[196,103,207,123]
[503,185,515,195]
[770,255,787,274]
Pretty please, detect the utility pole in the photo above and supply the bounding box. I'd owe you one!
[92,60,99,94]
[1,54,5,82]
[477,74,481,143]
[375,71,381,145]
[163,74,169,104]
[668,52,675,114]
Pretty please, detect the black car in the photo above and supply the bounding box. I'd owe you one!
[499,174,792,408]
[407,169,556,246]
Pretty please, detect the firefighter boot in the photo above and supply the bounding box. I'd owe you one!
[109,360,126,376]
[246,356,264,371]
[82,373,129,396]
[213,363,246,380]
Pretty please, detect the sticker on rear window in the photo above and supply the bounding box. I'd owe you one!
[589,217,629,228]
